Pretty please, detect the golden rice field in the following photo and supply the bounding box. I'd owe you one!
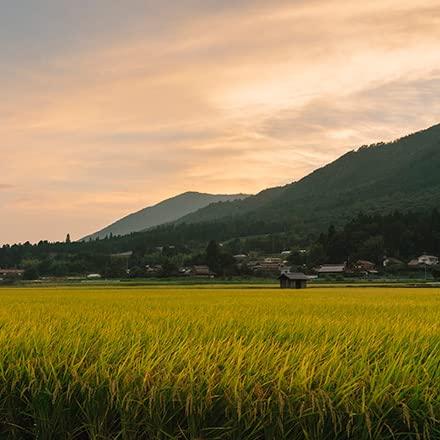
[0,285,439,439]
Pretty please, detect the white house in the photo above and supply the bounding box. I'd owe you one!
[417,255,439,266]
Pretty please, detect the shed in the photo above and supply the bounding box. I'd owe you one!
[278,272,309,289]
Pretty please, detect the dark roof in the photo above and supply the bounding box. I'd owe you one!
[191,265,215,275]
[0,269,24,275]
[278,272,310,280]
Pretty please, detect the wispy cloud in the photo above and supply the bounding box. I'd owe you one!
[0,184,14,190]
[0,0,439,243]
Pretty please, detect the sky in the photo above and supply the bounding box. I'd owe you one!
[1,0,440,244]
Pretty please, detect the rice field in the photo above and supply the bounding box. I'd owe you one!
[0,285,439,439]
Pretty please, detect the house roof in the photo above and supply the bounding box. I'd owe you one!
[192,265,214,275]
[278,272,310,280]
[356,260,375,265]
[317,264,345,273]
[384,257,404,265]
[0,269,24,275]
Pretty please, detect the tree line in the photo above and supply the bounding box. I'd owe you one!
[1,209,439,279]
[288,209,440,268]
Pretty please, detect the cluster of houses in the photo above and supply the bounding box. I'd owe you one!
[142,254,439,280]
[235,252,439,275]
[144,264,215,277]
[1,251,438,285]
[279,254,440,289]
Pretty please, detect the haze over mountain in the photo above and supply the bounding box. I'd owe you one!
[82,192,249,241]
[176,124,440,235]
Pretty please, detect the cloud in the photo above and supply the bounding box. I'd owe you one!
[0,0,439,243]
[260,73,440,145]
[0,184,14,190]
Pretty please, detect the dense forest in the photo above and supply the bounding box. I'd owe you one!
[288,209,440,267]
[176,124,440,232]
[1,209,440,279]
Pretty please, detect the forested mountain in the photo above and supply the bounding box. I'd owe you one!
[178,124,440,231]
[82,192,250,240]
[70,123,440,258]
[2,125,440,277]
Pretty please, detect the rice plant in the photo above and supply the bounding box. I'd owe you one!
[0,286,439,439]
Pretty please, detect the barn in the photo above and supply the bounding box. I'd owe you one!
[278,272,309,289]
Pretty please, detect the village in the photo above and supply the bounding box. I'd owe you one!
[1,248,439,285]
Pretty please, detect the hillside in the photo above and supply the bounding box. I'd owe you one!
[177,124,440,232]
[82,192,249,241]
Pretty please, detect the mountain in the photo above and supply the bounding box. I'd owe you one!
[82,192,250,241]
[176,124,440,234]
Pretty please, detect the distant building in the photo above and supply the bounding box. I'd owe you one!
[260,257,283,272]
[190,265,215,277]
[247,257,291,274]
[278,272,309,289]
[145,265,163,275]
[408,255,439,269]
[316,264,346,276]
[354,260,375,270]
[353,260,377,273]
[383,257,405,268]
[417,255,439,266]
[86,273,102,280]
[408,259,420,268]
[0,269,24,278]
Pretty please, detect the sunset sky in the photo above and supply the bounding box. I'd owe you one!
[1,0,440,244]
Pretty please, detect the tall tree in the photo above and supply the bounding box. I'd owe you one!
[206,240,221,273]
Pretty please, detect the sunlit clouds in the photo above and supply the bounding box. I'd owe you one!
[1,0,439,243]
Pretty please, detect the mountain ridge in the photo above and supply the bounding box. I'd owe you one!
[83,123,440,246]
[82,191,250,241]
[176,124,440,232]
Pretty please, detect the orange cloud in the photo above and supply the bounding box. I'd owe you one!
[1,0,439,243]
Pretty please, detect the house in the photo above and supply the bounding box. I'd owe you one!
[408,259,420,268]
[383,257,405,268]
[408,255,439,269]
[247,257,289,274]
[353,260,377,273]
[190,265,215,277]
[316,264,346,276]
[260,257,283,272]
[278,272,309,289]
[0,269,24,278]
[145,265,163,275]
[417,254,439,266]
[354,260,375,271]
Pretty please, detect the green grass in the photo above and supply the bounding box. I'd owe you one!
[0,286,439,439]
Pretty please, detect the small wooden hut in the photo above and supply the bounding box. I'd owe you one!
[278,272,309,289]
